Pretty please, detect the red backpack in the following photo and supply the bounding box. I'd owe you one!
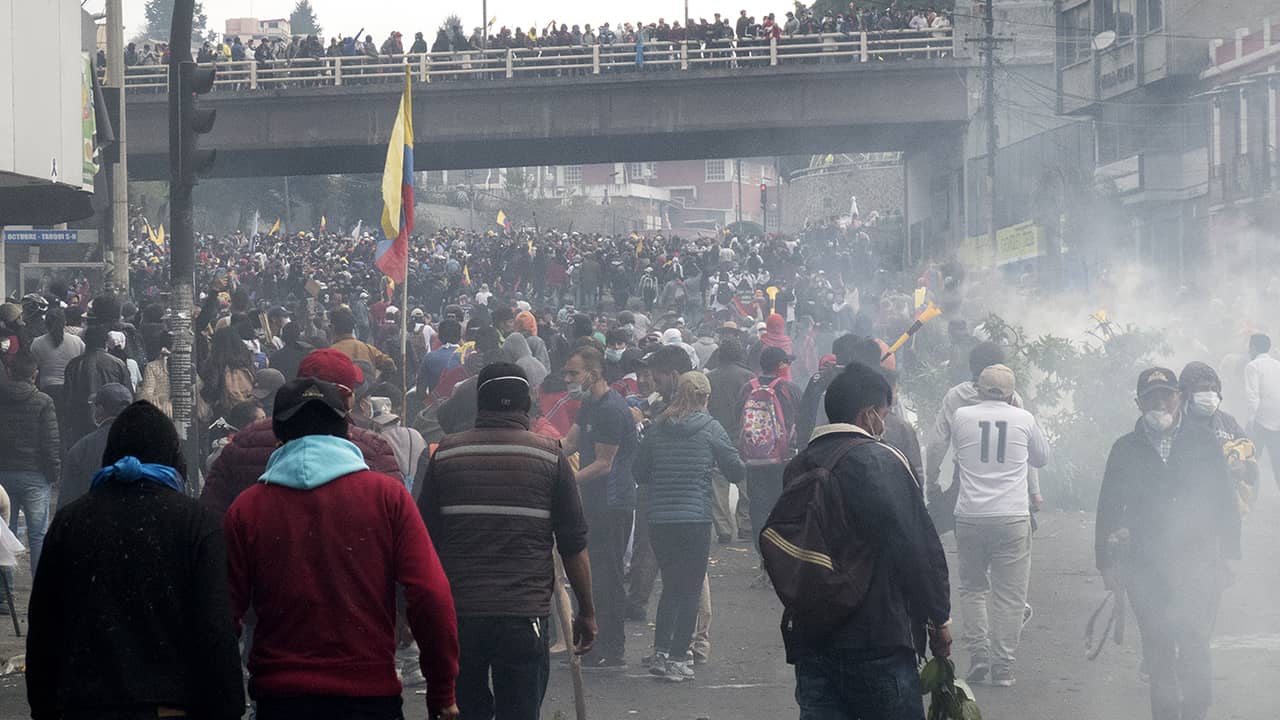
[738,377,791,465]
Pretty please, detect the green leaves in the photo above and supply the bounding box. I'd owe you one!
[920,658,983,720]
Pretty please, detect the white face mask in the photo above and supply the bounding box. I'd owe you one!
[1143,409,1175,432]
[1189,391,1220,417]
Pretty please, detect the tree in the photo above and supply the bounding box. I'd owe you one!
[143,0,208,47]
[289,0,322,36]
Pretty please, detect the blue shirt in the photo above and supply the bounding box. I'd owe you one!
[418,344,460,394]
[576,389,637,510]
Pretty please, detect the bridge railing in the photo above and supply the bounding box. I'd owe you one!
[114,29,955,92]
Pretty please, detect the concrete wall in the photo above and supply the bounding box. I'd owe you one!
[784,163,904,231]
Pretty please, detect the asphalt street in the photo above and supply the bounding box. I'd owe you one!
[4,498,1280,719]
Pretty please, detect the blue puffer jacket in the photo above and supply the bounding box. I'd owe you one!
[634,410,745,525]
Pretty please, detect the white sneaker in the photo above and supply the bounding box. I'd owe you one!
[646,651,670,676]
[662,658,695,683]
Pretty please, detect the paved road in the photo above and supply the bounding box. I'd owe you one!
[4,500,1280,719]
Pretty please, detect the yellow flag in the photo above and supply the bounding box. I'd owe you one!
[463,264,471,286]
[270,217,281,235]
[913,286,927,309]
[155,224,166,248]
[320,215,327,232]
[496,210,507,227]
[144,219,158,246]
[635,236,643,257]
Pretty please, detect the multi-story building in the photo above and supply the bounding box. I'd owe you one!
[224,17,293,43]
[1054,0,1264,278]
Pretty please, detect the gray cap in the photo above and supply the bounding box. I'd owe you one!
[252,368,287,400]
[90,383,134,415]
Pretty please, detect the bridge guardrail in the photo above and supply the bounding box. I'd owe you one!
[112,29,955,92]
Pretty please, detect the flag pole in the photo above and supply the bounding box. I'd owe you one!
[401,274,410,409]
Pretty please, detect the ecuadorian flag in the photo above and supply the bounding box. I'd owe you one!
[376,68,414,284]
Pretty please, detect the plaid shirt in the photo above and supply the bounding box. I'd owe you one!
[1144,419,1180,462]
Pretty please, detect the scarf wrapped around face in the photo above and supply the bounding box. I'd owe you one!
[91,456,184,494]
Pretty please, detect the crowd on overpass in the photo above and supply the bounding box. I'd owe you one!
[105,3,952,76]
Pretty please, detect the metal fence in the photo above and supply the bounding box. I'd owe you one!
[114,29,955,92]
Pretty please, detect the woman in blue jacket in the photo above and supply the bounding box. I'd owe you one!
[634,371,745,682]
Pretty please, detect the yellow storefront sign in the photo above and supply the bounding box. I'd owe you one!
[960,221,1043,267]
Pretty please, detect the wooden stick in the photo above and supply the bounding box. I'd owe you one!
[552,553,587,720]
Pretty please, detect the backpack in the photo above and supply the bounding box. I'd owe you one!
[761,437,876,638]
[737,377,791,465]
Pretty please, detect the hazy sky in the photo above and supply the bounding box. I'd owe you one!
[87,0,790,41]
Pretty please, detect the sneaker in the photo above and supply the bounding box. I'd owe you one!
[1022,603,1034,628]
[661,658,695,683]
[582,656,628,672]
[965,660,990,684]
[645,651,670,675]
[990,668,1016,687]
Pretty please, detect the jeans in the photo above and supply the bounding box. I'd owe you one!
[649,523,711,658]
[1129,567,1221,720]
[747,464,785,553]
[585,506,632,660]
[255,696,402,720]
[711,468,750,540]
[692,575,712,661]
[955,516,1032,670]
[794,648,925,720]
[1253,425,1280,491]
[1,471,50,586]
[456,616,549,720]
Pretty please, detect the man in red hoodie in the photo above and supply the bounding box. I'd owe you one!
[224,376,460,720]
[201,348,401,514]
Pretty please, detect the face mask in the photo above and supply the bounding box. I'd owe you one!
[863,410,886,441]
[605,347,624,362]
[1143,410,1175,432]
[1190,391,1220,416]
[567,374,593,400]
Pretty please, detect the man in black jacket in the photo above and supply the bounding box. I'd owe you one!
[26,401,244,720]
[0,351,60,594]
[785,362,951,718]
[1096,367,1240,720]
[419,362,595,720]
[62,325,132,445]
[706,338,753,542]
[60,383,134,511]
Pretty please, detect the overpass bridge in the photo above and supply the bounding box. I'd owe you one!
[120,31,972,180]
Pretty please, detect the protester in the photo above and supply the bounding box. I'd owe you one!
[1243,333,1280,489]
[780,362,951,717]
[60,383,134,510]
[1096,367,1241,720]
[950,364,1050,686]
[224,377,460,720]
[28,307,84,439]
[370,392,427,486]
[734,345,801,567]
[418,362,596,718]
[62,325,132,444]
[26,401,244,720]
[0,351,60,594]
[1180,361,1259,514]
[633,371,744,681]
[705,337,754,543]
[201,348,402,514]
[562,346,637,670]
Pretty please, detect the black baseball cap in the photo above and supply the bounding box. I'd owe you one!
[760,346,795,370]
[273,377,348,422]
[1136,367,1179,397]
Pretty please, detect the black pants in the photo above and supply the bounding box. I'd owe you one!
[585,506,633,660]
[256,695,403,720]
[1129,570,1221,720]
[627,490,658,615]
[650,522,712,657]
[1254,425,1280,490]
[747,464,786,553]
[457,616,549,720]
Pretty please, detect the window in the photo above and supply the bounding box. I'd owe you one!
[1060,4,1091,66]
[563,165,583,186]
[626,163,645,181]
[1144,0,1162,32]
[1116,0,1135,40]
[705,159,727,183]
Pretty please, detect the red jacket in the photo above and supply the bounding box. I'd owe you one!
[201,418,401,514]
[224,467,459,711]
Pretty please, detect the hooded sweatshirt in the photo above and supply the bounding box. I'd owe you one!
[502,332,549,389]
[514,311,552,369]
[223,435,459,711]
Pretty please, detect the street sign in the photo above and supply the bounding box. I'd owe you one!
[2,228,97,244]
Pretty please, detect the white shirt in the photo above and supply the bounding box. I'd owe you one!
[1245,352,1280,431]
[951,400,1050,518]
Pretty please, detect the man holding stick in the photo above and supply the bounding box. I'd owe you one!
[418,361,596,720]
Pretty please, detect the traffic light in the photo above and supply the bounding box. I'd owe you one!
[760,182,768,208]
[169,61,217,185]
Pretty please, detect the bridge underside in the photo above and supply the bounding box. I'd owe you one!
[125,62,969,180]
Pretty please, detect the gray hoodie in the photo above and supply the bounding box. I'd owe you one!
[502,333,549,388]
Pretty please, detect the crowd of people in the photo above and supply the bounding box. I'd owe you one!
[0,203,1253,720]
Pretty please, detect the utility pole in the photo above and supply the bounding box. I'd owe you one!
[966,1,1006,268]
[735,159,743,229]
[169,0,218,490]
[106,0,129,293]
